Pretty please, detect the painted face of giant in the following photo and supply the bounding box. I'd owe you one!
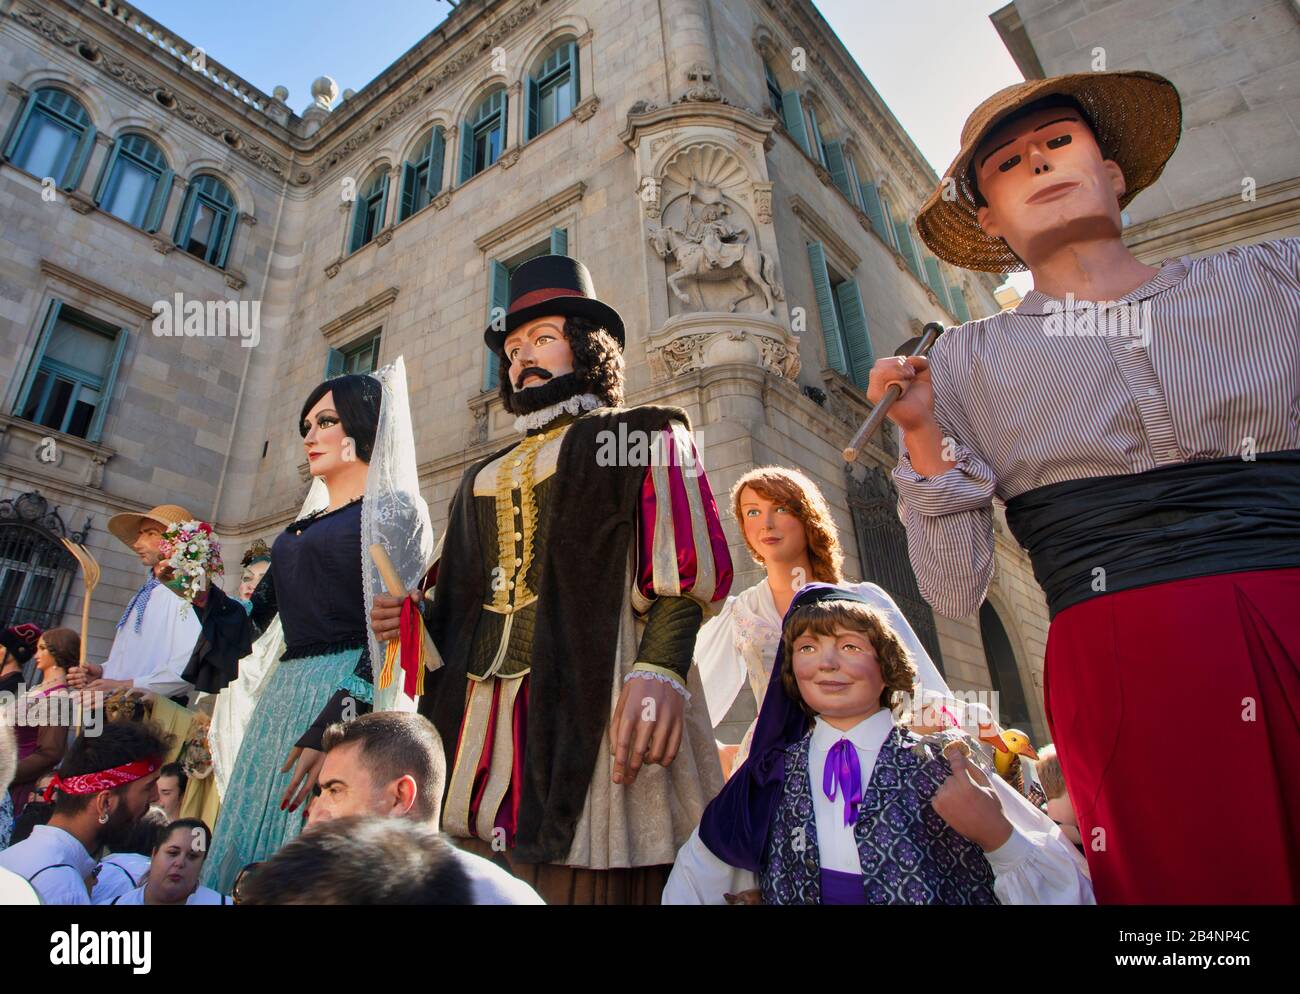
[504,316,575,392]
[791,626,886,722]
[973,104,1127,268]
[301,391,353,478]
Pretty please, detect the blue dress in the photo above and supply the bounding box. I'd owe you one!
[194,499,373,892]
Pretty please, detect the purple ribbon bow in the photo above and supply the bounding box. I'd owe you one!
[822,738,863,826]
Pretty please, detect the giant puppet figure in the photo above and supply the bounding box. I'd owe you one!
[373,255,732,904]
[868,70,1300,903]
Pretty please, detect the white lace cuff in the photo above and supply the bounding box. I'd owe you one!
[624,668,691,701]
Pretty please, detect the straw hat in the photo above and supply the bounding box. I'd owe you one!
[916,71,1182,273]
[107,504,194,548]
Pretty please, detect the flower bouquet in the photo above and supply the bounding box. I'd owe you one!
[158,519,224,613]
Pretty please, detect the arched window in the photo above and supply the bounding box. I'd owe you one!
[0,491,85,634]
[763,61,784,117]
[93,133,172,231]
[459,88,507,183]
[1,87,96,190]
[804,97,829,167]
[846,466,944,667]
[397,127,445,222]
[174,174,238,267]
[348,168,390,253]
[526,40,579,140]
[979,602,1033,730]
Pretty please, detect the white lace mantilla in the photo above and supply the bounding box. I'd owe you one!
[512,393,602,434]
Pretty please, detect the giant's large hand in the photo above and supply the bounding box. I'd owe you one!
[609,676,684,786]
[931,745,1014,853]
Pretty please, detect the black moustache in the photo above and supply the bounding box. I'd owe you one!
[515,367,554,389]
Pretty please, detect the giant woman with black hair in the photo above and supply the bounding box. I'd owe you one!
[166,364,432,891]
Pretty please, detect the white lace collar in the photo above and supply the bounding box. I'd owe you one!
[512,393,602,434]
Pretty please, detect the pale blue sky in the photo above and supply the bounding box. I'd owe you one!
[133,0,1027,289]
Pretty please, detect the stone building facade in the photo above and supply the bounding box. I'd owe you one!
[993,0,1300,259]
[0,0,1055,744]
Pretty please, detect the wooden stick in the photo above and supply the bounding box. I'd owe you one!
[842,322,945,464]
[369,543,443,673]
[61,538,101,666]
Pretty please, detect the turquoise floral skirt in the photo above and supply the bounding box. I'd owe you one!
[203,647,370,893]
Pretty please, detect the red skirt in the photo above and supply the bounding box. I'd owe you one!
[1044,568,1300,904]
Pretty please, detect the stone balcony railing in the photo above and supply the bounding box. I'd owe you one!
[87,0,280,117]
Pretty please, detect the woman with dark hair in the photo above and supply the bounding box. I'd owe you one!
[168,363,432,892]
[8,628,78,817]
[694,468,947,771]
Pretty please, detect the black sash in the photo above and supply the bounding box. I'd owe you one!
[1004,450,1300,618]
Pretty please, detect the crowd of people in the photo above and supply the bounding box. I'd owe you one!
[0,68,1296,906]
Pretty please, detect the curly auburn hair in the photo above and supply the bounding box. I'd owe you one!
[496,314,624,409]
[731,467,843,583]
[780,601,917,719]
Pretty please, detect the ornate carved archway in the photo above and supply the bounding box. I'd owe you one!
[846,465,944,671]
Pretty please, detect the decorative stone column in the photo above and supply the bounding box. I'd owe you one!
[659,0,718,102]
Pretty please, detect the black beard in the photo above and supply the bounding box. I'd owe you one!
[504,371,588,415]
[100,802,138,851]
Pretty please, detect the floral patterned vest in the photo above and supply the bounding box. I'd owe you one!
[759,725,999,905]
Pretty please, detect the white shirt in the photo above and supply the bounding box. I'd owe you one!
[103,579,201,697]
[91,852,152,905]
[663,713,1094,905]
[452,847,545,905]
[0,865,39,904]
[112,883,232,905]
[0,824,96,905]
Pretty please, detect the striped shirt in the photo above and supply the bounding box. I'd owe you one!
[893,237,1300,619]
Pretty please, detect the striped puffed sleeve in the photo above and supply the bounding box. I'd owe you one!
[891,333,998,619]
[631,420,734,690]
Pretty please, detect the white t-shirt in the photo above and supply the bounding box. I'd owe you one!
[112,883,232,905]
[91,852,153,905]
[103,578,201,697]
[0,824,95,905]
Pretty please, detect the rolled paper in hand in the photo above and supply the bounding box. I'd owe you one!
[370,543,405,597]
[369,544,442,690]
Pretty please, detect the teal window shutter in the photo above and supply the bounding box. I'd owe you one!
[923,256,952,312]
[859,181,888,243]
[427,127,445,198]
[948,284,970,323]
[844,154,864,211]
[215,210,239,269]
[894,215,922,280]
[484,259,510,392]
[172,184,199,246]
[62,123,95,191]
[824,140,853,202]
[1,91,37,160]
[377,172,390,229]
[92,138,121,204]
[13,299,62,418]
[398,161,416,220]
[325,348,346,378]
[806,241,848,376]
[567,41,580,102]
[806,104,826,165]
[458,121,474,184]
[834,279,875,388]
[143,167,173,232]
[550,226,568,256]
[781,90,810,156]
[348,195,368,253]
[87,327,127,443]
[526,75,540,140]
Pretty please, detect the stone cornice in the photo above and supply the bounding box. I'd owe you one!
[761,0,938,207]
[1123,176,1300,261]
[473,181,586,253]
[788,195,861,270]
[39,260,156,320]
[319,287,401,344]
[618,100,777,151]
[9,1,293,183]
[313,0,549,181]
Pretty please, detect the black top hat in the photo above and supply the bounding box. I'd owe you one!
[483,255,625,356]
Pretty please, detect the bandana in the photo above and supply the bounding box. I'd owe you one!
[117,576,160,633]
[43,756,163,802]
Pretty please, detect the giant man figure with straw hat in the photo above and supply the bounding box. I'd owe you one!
[868,71,1300,903]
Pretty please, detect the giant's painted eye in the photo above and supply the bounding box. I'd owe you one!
[1046,134,1072,149]
[998,154,1022,173]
